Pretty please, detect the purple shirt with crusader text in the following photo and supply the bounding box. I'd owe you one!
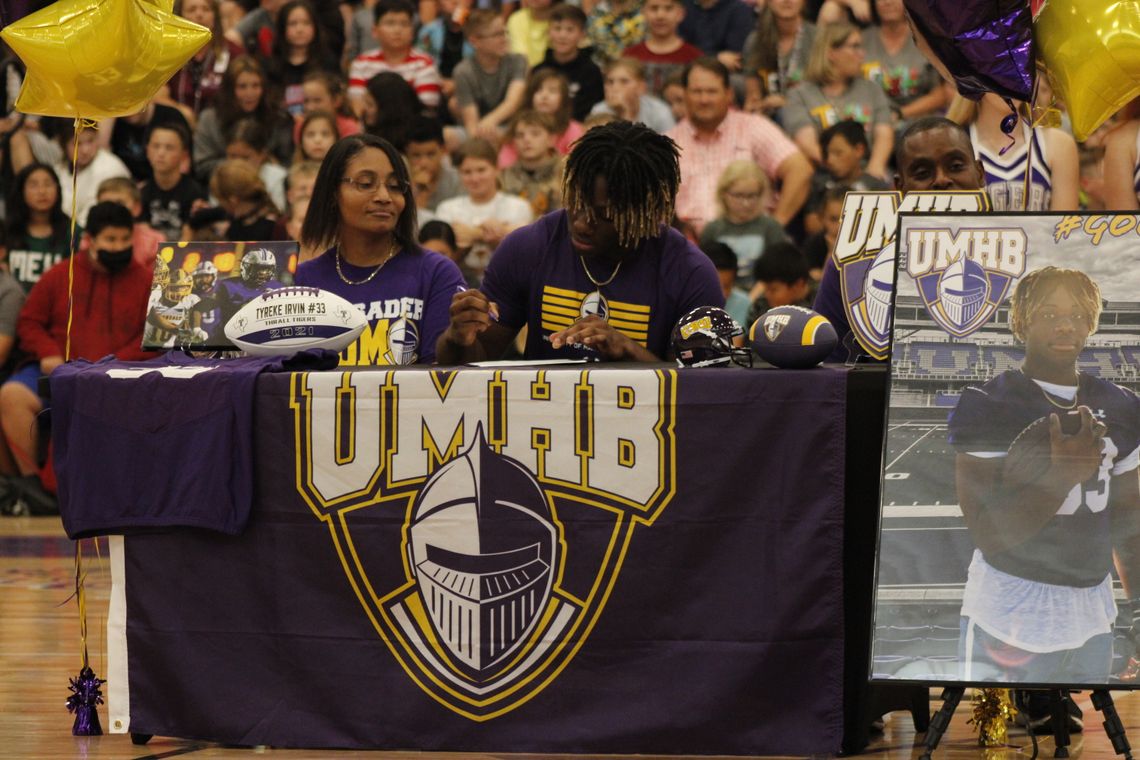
[295,246,464,365]
[480,210,725,360]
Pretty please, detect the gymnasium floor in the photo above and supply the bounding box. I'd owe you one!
[4,516,1139,760]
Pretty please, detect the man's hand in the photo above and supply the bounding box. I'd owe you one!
[716,51,742,72]
[549,315,634,360]
[40,356,64,375]
[441,289,499,348]
[1049,405,1106,487]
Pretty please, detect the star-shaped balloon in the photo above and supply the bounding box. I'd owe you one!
[1036,0,1140,141]
[1,0,210,119]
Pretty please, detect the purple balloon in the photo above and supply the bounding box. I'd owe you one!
[905,0,1034,102]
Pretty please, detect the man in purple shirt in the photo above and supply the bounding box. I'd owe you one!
[813,116,985,361]
[436,121,724,363]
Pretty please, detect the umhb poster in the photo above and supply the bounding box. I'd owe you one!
[872,212,1140,688]
[834,190,990,360]
[102,366,850,753]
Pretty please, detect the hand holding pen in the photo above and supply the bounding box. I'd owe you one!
[443,286,499,348]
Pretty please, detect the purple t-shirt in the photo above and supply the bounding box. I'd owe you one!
[481,210,725,360]
[295,246,464,365]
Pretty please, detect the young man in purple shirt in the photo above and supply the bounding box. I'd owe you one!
[437,121,724,363]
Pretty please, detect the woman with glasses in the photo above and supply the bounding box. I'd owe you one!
[296,134,465,365]
[779,22,894,181]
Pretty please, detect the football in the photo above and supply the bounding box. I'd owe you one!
[749,305,838,369]
[1002,411,1083,486]
[224,286,367,356]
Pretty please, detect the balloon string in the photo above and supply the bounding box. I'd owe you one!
[75,538,89,670]
[65,118,97,362]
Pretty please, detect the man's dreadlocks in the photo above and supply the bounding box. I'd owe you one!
[562,121,681,248]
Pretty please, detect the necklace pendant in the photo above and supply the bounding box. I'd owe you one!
[580,290,610,322]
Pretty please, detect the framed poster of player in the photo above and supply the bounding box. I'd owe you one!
[871,211,1140,689]
[142,240,297,352]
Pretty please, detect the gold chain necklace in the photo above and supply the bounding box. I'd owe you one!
[580,256,621,287]
[1023,370,1079,410]
[335,239,397,286]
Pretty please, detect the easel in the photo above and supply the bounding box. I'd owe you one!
[918,687,1133,759]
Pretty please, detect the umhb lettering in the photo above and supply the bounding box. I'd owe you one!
[906,228,1027,277]
[296,369,670,509]
[834,191,990,263]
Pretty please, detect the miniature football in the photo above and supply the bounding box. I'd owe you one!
[749,305,838,369]
[224,286,367,356]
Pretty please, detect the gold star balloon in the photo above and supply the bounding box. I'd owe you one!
[1036,0,1140,141]
[1,0,210,119]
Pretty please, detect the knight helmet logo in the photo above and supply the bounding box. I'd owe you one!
[763,313,790,342]
[383,317,420,366]
[407,428,557,678]
[579,291,610,321]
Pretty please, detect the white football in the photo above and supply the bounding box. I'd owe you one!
[224,286,367,356]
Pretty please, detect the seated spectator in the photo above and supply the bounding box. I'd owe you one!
[296,133,465,365]
[194,55,294,183]
[96,177,165,264]
[623,0,703,97]
[699,159,790,289]
[500,110,565,217]
[509,0,555,67]
[802,184,845,281]
[346,0,382,62]
[679,0,755,73]
[227,0,282,57]
[536,4,605,123]
[668,58,813,233]
[662,69,687,122]
[47,118,131,228]
[803,120,888,234]
[141,121,209,241]
[435,138,534,282]
[746,240,816,325]
[499,69,585,167]
[586,0,644,66]
[436,121,724,364]
[742,0,815,118]
[406,116,464,213]
[420,219,460,264]
[861,0,949,131]
[169,0,245,122]
[224,117,289,212]
[109,98,195,183]
[0,220,26,376]
[416,0,473,84]
[208,159,281,241]
[4,163,78,293]
[262,0,342,118]
[590,58,676,133]
[348,0,443,115]
[294,110,339,164]
[360,72,424,153]
[453,10,529,141]
[702,240,751,328]
[0,202,154,510]
[779,23,894,180]
[299,70,362,142]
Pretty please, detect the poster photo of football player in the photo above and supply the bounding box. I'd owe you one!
[949,267,1140,685]
[871,212,1140,691]
[141,240,297,351]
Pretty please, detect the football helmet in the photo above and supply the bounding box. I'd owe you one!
[671,306,751,368]
[165,269,193,302]
[240,248,277,287]
[193,261,218,291]
[152,257,170,289]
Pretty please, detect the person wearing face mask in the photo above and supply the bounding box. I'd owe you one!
[0,201,156,513]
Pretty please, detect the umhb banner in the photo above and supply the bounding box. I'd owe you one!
[106,366,847,754]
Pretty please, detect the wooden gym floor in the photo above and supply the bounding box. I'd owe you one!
[4,515,1140,760]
